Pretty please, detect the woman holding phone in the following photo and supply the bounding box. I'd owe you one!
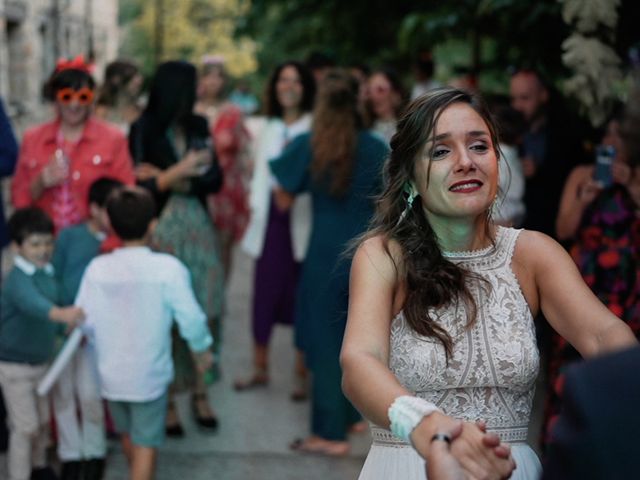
[556,109,631,242]
[129,60,224,436]
[544,105,640,447]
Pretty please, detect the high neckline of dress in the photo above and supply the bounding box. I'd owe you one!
[442,226,504,259]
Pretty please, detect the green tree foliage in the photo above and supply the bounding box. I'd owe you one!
[236,0,418,75]
[400,1,567,76]
[119,0,257,77]
[238,0,637,93]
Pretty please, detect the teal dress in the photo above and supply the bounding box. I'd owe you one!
[271,131,388,440]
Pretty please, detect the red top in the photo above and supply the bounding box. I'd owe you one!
[12,117,135,229]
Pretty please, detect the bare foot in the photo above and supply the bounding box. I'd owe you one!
[348,421,368,434]
[290,436,351,456]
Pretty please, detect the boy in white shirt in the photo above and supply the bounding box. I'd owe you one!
[75,186,213,480]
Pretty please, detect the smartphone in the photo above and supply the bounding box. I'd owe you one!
[593,145,615,187]
[189,137,212,175]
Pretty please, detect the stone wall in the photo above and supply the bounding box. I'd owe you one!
[0,0,119,134]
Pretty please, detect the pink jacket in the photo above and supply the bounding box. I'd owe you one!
[12,117,135,225]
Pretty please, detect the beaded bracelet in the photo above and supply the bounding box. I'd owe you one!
[388,395,442,443]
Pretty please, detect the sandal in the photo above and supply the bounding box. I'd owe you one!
[234,371,269,391]
[165,401,184,437]
[192,392,219,430]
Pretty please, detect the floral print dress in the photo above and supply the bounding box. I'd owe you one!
[543,184,640,447]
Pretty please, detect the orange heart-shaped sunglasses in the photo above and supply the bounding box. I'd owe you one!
[56,87,94,105]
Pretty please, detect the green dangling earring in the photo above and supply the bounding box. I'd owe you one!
[399,182,418,222]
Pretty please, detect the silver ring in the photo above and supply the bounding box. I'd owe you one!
[431,433,452,445]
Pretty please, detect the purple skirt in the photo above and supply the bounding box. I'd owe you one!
[252,198,300,345]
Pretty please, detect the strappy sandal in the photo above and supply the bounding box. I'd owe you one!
[191,392,219,430]
[165,400,184,437]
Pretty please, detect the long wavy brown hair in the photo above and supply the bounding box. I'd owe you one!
[310,69,362,196]
[363,87,501,358]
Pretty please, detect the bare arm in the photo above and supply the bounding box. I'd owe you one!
[341,237,410,427]
[556,165,600,241]
[516,231,637,357]
[137,150,210,192]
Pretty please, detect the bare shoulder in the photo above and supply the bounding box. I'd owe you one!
[514,229,572,270]
[354,234,403,285]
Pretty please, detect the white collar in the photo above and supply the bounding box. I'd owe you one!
[93,230,107,241]
[14,255,55,276]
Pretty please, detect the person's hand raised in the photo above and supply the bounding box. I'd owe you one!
[41,152,69,188]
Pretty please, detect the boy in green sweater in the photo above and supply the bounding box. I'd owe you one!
[0,208,84,480]
[51,177,122,480]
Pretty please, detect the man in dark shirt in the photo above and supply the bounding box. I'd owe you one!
[510,69,588,238]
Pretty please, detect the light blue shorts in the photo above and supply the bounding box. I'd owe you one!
[108,392,168,447]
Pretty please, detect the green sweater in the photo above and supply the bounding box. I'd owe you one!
[52,223,102,305]
[0,266,63,364]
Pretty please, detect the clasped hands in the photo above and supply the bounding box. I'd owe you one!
[411,412,515,480]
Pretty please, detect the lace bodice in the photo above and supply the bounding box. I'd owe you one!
[373,227,539,446]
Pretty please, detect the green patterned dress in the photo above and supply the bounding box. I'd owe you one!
[153,193,225,387]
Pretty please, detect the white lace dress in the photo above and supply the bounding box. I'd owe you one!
[359,227,543,480]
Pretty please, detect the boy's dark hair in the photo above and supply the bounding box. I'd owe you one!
[8,208,54,245]
[88,177,124,208]
[106,187,156,240]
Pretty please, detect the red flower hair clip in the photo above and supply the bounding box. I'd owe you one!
[55,55,94,74]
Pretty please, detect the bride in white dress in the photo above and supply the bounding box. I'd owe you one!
[341,88,637,480]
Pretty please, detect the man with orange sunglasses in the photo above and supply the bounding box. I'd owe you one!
[12,56,135,233]
[9,57,135,480]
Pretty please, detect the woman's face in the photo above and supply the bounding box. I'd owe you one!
[413,102,498,223]
[198,69,224,100]
[367,73,399,120]
[276,66,303,112]
[55,85,94,127]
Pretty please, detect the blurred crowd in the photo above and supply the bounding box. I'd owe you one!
[0,47,638,480]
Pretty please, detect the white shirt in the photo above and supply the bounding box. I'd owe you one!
[76,246,212,402]
[241,114,313,261]
[493,144,526,226]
